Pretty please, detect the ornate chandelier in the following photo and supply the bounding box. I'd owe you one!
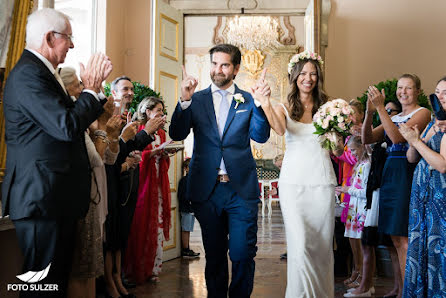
[226,16,281,51]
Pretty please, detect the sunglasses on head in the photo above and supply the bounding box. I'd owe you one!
[386,108,399,115]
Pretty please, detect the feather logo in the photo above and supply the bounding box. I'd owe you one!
[16,263,51,283]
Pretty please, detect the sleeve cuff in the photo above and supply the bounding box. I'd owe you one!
[254,99,261,107]
[83,89,100,101]
[179,98,192,110]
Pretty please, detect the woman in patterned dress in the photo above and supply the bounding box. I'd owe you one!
[399,77,446,297]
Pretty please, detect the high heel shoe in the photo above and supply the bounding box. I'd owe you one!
[343,270,360,285]
[346,274,362,289]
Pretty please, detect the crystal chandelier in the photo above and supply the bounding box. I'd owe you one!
[226,16,281,51]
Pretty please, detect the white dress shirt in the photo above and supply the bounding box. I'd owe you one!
[179,83,261,175]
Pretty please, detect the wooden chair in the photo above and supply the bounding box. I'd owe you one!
[267,179,279,217]
[258,180,266,217]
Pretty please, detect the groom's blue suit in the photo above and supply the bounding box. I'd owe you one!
[170,84,270,297]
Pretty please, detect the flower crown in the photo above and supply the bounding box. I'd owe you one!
[287,51,324,74]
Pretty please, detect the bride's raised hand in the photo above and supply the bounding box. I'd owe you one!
[250,68,271,106]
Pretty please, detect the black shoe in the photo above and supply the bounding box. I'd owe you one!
[280,252,287,260]
[182,248,200,257]
[122,278,136,289]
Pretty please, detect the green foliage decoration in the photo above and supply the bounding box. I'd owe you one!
[356,79,431,127]
[104,81,162,114]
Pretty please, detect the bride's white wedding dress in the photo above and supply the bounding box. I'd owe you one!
[279,104,337,298]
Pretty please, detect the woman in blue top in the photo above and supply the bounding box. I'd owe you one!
[399,77,446,297]
[362,74,431,297]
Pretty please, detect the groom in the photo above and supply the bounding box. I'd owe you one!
[169,44,270,297]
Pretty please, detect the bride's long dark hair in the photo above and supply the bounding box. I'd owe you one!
[287,59,328,121]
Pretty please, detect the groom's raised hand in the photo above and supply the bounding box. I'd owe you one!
[181,65,198,101]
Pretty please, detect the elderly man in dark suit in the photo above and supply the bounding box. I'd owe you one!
[1,8,112,297]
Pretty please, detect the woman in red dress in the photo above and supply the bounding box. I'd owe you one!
[124,97,171,284]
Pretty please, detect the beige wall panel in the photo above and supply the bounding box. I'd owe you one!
[325,0,446,100]
[160,14,179,61]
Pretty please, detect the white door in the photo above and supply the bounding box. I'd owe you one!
[151,0,183,261]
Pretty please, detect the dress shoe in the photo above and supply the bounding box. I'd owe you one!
[343,289,371,297]
[347,286,375,294]
[182,248,200,258]
[122,279,136,289]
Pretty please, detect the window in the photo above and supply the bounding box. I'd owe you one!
[53,0,100,75]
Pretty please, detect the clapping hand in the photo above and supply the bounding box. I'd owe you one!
[80,53,113,93]
[144,115,166,135]
[367,86,386,108]
[129,150,142,163]
[435,120,446,132]
[399,123,420,145]
[120,121,139,142]
[250,69,271,106]
[124,156,139,170]
[106,115,124,140]
[181,65,198,101]
[97,97,115,126]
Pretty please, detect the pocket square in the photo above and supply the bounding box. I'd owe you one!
[236,109,248,114]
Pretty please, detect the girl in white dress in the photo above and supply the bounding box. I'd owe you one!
[252,53,343,297]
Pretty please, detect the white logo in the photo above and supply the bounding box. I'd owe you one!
[16,263,51,283]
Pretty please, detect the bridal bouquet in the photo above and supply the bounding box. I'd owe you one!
[313,99,355,150]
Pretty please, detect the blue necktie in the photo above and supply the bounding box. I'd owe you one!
[217,89,229,173]
[217,89,229,138]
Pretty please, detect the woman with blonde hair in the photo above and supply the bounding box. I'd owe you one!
[124,97,171,284]
[362,74,431,297]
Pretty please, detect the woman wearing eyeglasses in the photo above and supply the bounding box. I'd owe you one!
[361,74,431,298]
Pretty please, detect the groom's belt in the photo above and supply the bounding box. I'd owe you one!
[217,174,230,183]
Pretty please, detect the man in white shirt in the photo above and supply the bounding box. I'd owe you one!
[169,44,270,298]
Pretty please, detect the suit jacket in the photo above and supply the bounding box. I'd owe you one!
[1,50,104,220]
[169,84,270,202]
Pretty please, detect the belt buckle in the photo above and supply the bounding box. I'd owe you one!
[218,174,229,183]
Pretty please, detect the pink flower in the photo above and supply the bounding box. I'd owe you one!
[322,119,329,129]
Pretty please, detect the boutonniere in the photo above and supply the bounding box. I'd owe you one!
[233,93,245,109]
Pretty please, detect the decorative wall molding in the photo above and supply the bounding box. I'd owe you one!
[241,50,265,76]
[213,16,224,45]
[280,16,296,45]
[227,0,258,10]
[169,0,307,15]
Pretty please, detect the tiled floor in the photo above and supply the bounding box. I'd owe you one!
[132,205,394,297]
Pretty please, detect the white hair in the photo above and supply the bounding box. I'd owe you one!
[25,8,71,50]
[59,67,78,87]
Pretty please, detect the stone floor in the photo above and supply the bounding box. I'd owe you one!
[131,205,395,298]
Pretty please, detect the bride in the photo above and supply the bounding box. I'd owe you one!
[252,52,343,297]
